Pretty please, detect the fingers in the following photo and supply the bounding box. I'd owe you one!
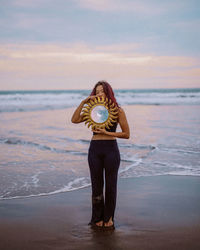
[92,128,99,133]
[84,94,105,104]
[92,128,106,134]
[84,95,96,103]
[90,95,98,100]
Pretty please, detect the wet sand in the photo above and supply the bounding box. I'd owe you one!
[0,175,200,250]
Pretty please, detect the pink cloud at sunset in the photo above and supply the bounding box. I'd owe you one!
[0,43,199,90]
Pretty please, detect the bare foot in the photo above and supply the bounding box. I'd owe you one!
[95,220,103,227]
[104,217,113,227]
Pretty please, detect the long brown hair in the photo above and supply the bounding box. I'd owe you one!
[90,81,119,107]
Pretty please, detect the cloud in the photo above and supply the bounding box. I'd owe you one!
[173,19,200,33]
[7,0,188,17]
[11,13,50,30]
[75,0,164,14]
[0,42,199,90]
[1,42,198,65]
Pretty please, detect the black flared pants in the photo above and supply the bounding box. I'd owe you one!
[88,140,120,224]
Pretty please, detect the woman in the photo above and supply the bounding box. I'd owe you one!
[71,81,130,230]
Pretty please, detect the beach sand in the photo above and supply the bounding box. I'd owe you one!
[0,175,200,250]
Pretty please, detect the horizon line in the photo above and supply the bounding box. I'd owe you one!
[0,87,200,92]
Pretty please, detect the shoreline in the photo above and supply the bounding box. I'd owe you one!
[0,174,199,202]
[0,175,200,250]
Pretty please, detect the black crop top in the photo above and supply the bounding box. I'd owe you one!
[93,122,118,135]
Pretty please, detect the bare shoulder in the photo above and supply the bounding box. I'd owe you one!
[118,107,123,112]
[118,107,125,116]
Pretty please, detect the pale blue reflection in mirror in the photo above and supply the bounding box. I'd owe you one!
[91,105,108,123]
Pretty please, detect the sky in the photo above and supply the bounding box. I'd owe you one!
[0,0,200,90]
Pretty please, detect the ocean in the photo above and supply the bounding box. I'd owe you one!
[0,88,200,200]
[0,88,200,113]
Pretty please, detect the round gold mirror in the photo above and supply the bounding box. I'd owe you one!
[82,96,118,130]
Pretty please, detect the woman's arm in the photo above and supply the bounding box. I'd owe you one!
[71,100,85,123]
[71,95,97,124]
[93,107,130,139]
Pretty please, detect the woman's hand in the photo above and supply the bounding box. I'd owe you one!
[92,127,107,135]
[83,95,98,104]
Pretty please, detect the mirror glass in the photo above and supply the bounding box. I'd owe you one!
[91,105,109,123]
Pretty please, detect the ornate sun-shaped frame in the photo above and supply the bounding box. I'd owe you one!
[82,96,118,130]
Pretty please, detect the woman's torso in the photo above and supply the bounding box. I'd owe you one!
[91,122,118,141]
